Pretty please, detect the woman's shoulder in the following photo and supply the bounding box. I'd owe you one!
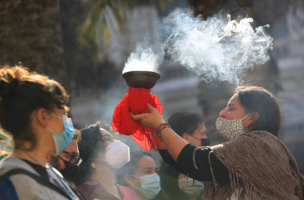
[0,157,72,200]
[0,156,37,176]
[228,130,278,144]
[117,184,139,200]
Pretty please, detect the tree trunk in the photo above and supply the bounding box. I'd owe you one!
[0,0,68,88]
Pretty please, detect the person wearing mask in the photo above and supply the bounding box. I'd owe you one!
[75,121,138,200]
[117,151,164,200]
[160,112,207,200]
[47,129,82,186]
[0,66,79,200]
[131,85,304,200]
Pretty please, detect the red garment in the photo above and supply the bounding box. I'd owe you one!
[112,87,163,151]
[76,183,138,200]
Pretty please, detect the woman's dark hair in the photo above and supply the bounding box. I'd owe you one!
[235,85,282,136]
[0,66,68,151]
[73,129,82,142]
[117,151,153,187]
[75,121,114,186]
[168,112,204,137]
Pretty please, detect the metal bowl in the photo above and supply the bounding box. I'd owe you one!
[122,71,161,89]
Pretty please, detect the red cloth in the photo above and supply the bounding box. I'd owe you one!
[112,87,163,151]
[77,183,138,200]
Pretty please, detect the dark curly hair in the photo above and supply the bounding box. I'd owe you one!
[235,85,282,136]
[0,66,68,151]
[75,121,114,186]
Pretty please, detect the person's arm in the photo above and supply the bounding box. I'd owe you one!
[130,105,229,182]
[130,104,188,161]
[160,144,230,183]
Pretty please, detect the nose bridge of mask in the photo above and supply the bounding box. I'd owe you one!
[139,173,160,185]
[106,141,130,159]
[63,116,74,131]
[105,140,130,169]
[48,114,74,156]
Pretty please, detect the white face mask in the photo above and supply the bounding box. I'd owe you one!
[178,178,203,200]
[105,140,130,169]
[96,140,130,169]
[132,173,161,199]
[215,115,248,141]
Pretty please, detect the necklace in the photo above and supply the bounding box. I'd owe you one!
[89,178,125,200]
[15,147,45,167]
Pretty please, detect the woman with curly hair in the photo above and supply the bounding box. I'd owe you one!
[76,121,138,200]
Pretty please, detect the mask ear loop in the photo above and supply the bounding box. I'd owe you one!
[241,114,249,120]
[242,114,252,132]
[129,175,141,189]
[51,113,63,119]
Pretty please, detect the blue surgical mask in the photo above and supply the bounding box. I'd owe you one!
[47,114,74,156]
[133,173,161,199]
[178,178,204,200]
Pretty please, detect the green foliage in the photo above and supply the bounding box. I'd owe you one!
[77,0,172,65]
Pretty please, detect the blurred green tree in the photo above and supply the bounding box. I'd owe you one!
[77,0,173,65]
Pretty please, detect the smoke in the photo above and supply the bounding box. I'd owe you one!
[163,8,273,84]
[122,42,164,74]
[122,8,273,84]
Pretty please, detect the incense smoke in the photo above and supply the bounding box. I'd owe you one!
[163,9,273,84]
[122,8,273,84]
[122,43,164,74]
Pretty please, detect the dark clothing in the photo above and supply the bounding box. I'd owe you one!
[22,159,49,180]
[161,162,179,178]
[159,143,230,183]
[160,163,203,200]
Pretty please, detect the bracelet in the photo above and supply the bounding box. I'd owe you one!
[156,121,171,140]
[156,122,167,131]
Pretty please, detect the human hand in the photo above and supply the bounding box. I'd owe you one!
[130,104,165,130]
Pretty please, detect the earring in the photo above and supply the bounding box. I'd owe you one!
[91,162,96,169]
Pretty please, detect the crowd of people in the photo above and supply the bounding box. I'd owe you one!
[0,66,303,200]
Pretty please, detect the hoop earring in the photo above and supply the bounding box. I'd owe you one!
[91,162,96,169]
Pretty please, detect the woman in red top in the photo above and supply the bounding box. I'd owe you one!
[75,121,138,200]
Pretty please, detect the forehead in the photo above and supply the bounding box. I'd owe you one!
[228,95,241,106]
[136,155,156,170]
[100,128,113,140]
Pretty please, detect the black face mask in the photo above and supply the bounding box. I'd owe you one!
[201,138,210,146]
[60,159,80,183]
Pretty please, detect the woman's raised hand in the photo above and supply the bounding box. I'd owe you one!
[130,104,166,130]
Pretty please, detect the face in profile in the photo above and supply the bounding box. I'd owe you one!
[186,122,207,146]
[95,128,115,161]
[219,95,253,129]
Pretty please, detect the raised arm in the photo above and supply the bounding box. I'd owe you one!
[130,104,188,161]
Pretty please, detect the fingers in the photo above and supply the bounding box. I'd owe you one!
[147,103,155,113]
[130,112,144,121]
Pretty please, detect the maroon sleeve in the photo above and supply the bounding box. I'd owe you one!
[117,184,139,200]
